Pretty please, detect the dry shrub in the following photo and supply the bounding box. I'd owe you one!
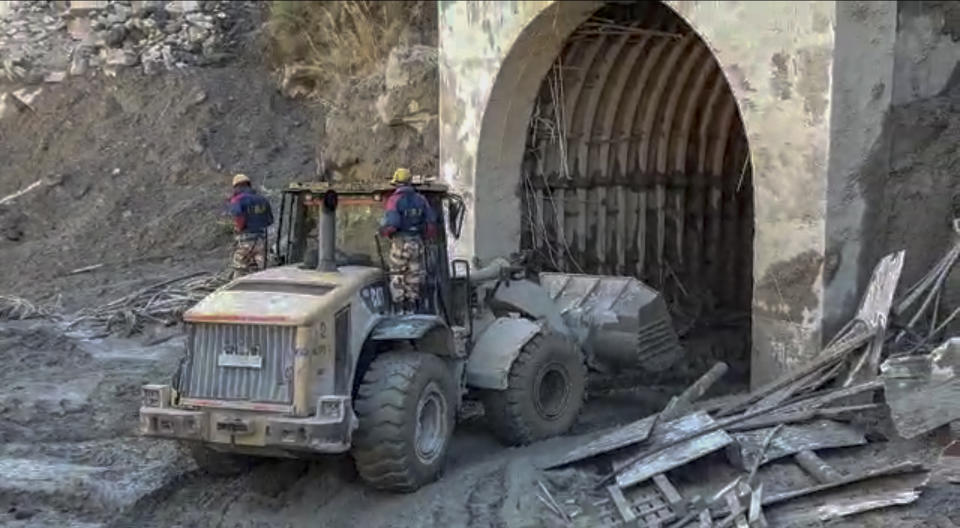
[266,0,420,94]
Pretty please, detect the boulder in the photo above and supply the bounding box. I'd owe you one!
[375,45,438,130]
[105,25,127,47]
[164,1,199,15]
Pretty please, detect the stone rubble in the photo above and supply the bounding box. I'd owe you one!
[0,0,251,83]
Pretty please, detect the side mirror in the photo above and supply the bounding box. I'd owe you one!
[447,198,464,240]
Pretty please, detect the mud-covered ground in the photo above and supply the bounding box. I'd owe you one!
[1,318,958,528]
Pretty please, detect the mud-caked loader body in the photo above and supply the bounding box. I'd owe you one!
[140,180,683,491]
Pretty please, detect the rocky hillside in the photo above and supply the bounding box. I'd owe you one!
[0,0,439,307]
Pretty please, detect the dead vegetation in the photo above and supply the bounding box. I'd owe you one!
[0,272,228,336]
[265,0,423,97]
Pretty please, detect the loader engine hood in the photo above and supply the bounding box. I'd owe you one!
[184,266,382,326]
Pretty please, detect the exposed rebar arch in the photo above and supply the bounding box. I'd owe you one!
[519,1,753,341]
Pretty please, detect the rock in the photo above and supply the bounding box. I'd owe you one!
[69,52,88,76]
[164,1,199,15]
[65,1,109,18]
[104,48,138,67]
[103,26,127,48]
[375,45,439,128]
[12,508,35,520]
[105,25,126,47]
[112,3,134,22]
[162,19,179,34]
[186,25,207,44]
[44,71,66,83]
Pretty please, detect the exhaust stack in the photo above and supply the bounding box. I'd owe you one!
[318,191,338,272]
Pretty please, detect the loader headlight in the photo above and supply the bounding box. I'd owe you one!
[142,384,172,408]
[316,396,345,421]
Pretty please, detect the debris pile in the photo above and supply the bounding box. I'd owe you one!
[0,271,227,336]
[537,226,960,526]
[0,0,252,82]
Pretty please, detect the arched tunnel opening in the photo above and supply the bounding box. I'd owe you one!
[519,2,754,384]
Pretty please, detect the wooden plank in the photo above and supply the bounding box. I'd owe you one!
[715,323,875,417]
[844,251,905,387]
[717,491,747,528]
[653,473,684,512]
[882,338,960,439]
[605,385,879,487]
[699,509,712,527]
[765,470,928,526]
[746,362,840,415]
[762,462,927,507]
[747,483,766,528]
[793,450,842,484]
[661,362,729,421]
[728,404,880,432]
[608,484,637,523]
[935,440,960,484]
[729,420,866,470]
[615,412,734,488]
[545,413,658,468]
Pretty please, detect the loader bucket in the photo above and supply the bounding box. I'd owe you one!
[539,273,684,373]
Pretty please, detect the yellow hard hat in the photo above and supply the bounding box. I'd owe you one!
[232,173,251,186]
[391,168,412,185]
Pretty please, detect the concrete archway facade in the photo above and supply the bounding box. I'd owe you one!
[439,1,838,385]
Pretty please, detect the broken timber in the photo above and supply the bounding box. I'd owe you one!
[545,413,657,469]
[762,462,925,506]
[728,420,866,470]
[882,338,960,438]
[661,362,729,421]
[547,362,728,470]
[765,466,929,525]
[614,412,734,488]
[793,449,842,484]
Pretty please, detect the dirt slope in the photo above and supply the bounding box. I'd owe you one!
[0,61,320,309]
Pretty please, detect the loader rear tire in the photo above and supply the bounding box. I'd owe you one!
[351,351,456,492]
[482,333,586,446]
[189,444,258,476]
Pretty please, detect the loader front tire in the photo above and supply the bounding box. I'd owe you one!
[352,351,456,492]
[482,333,586,446]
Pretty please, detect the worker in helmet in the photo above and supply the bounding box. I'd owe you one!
[228,173,274,279]
[379,168,438,312]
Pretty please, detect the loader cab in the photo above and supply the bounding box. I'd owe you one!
[274,180,467,321]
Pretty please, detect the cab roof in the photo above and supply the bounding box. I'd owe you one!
[284,180,449,196]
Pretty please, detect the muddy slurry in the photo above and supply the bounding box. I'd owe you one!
[3,319,958,528]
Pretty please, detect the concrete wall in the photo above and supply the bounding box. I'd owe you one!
[438,1,601,263]
[882,1,960,308]
[825,1,960,336]
[823,2,897,337]
[440,1,839,385]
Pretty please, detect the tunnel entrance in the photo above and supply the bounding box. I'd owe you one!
[519,2,754,383]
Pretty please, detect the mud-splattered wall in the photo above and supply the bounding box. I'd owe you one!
[440,1,838,386]
[825,1,960,337]
[824,2,897,338]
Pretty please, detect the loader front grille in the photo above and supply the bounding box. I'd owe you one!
[180,323,295,404]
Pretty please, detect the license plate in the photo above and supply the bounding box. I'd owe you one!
[217,353,263,369]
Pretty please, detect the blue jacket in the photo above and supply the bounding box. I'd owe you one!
[229,188,273,235]
[380,186,437,238]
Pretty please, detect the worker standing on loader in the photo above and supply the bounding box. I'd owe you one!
[379,168,437,312]
[228,173,273,279]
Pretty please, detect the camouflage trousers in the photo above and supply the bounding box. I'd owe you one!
[388,236,425,306]
[231,234,266,279]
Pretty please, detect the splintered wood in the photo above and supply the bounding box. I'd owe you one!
[882,338,960,438]
[615,412,733,488]
[539,250,939,527]
[547,414,658,469]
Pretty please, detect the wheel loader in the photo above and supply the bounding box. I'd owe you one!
[140,179,684,492]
